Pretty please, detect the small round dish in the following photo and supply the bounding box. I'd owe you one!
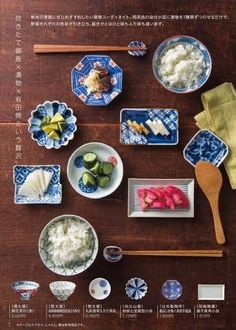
[28,100,77,149]
[38,214,99,276]
[125,277,148,300]
[71,55,123,106]
[49,281,76,301]
[152,35,212,93]
[67,142,123,199]
[12,281,40,301]
[89,278,111,300]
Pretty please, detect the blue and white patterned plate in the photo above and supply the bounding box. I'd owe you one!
[120,108,178,145]
[71,55,123,106]
[28,101,77,149]
[13,165,62,204]
[162,280,182,300]
[183,130,228,167]
[152,35,212,93]
[125,277,148,300]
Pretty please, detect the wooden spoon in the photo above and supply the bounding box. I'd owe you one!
[195,161,225,245]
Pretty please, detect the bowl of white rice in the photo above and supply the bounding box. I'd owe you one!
[38,214,99,276]
[152,35,212,93]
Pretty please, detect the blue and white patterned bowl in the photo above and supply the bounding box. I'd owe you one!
[13,165,62,204]
[71,55,123,106]
[28,100,77,149]
[49,281,76,301]
[125,277,148,300]
[183,129,228,167]
[162,280,182,300]
[152,35,212,93]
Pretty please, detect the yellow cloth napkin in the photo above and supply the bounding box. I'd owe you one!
[194,82,236,189]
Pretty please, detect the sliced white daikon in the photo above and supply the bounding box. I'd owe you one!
[157,120,170,136]
[43,170,53,193]
[24,172,42,195]
[34,169,46,196]
[18,184,39,199]
[145,119,160,135]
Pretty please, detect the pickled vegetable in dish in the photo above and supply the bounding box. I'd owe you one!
[138,185,189,210]
[84,66,111,93]
[40,112,67,141]
[80,152,115,189]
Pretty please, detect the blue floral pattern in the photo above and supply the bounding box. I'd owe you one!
[183,130,228,167]
[28,101,77,149]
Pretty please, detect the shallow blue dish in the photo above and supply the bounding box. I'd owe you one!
[71,55,123,106]
[183,129,228,167]
[152,35,212,93]
[125,277,148,300]
[28,100,77,149]
[120,108,178,145]
[13,165,62,204]
[162,280,182,300]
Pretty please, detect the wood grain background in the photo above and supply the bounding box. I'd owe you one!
[0,1,235,329]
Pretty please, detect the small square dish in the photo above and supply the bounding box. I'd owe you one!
[198,284,225,300]
[128,178,194,218]
[120,108,178,145]
[13,165,62,204]
[183,129,228,167]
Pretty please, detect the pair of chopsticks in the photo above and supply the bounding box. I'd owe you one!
[110,249,223,258]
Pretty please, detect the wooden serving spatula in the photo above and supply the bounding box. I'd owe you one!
[195,161,225,245]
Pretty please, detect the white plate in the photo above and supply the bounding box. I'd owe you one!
[198,284,225,300]
[128,178,194,218]
[67,142,123,199]
[89,278,111,300]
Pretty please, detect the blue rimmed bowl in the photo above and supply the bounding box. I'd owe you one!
[152,35,212,93]
[28,101,77,149]
[71,55,123,106]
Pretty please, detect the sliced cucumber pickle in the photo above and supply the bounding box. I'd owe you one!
[82,172,97,186]
[83,152,97,169]
[97,175,110,188]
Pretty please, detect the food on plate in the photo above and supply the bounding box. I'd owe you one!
[137,185,189,210]
[80,152,115,189]
[83,152,98,169]
[145,119,169,136]
[46,217,95,267]
[157,43,205,88]
[84,66,111,93]
[127,119,149,135]
[82,172,97,186]
[18,169,53,199]
[41,112,67,140]
[97,175,110,188]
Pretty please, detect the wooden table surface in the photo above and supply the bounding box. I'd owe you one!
[1,1,235,329]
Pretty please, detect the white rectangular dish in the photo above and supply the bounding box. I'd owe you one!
[198,284,225,300]
[128,178,194,218]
